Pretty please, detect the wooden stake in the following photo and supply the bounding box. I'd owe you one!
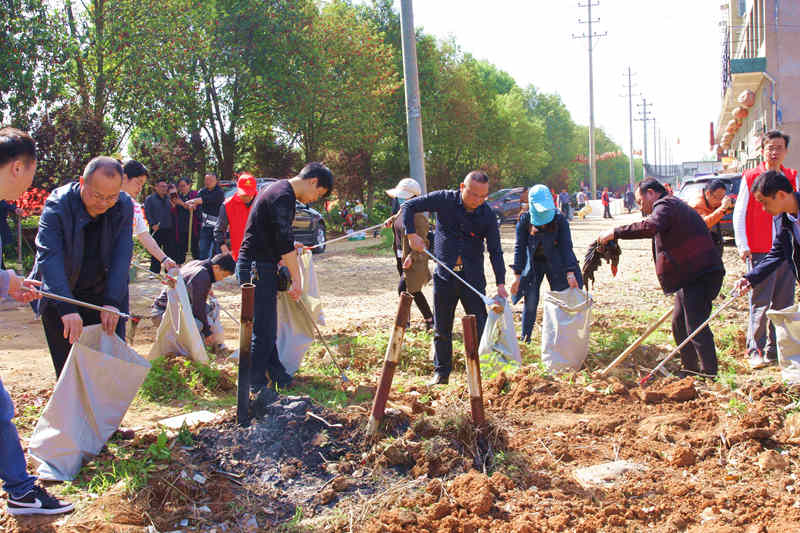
[462,315,486,429]
[366,292,413,436]
[237,283,255,427]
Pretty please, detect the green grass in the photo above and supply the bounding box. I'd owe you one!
[353,227,394,257]
[138,356,226,403]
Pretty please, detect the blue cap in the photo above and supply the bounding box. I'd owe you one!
[528,184,556,226]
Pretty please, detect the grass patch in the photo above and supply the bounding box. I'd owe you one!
[138,355,234,404]
[353,227,394,257]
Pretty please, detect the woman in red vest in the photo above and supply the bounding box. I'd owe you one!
[214,174,257,262]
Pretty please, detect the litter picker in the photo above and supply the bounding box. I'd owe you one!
[639,289,744,386]
[305,222,385,251]
[217,301,240,326]
[22,288,131,319]
[296,298,349,384]
[423,249,504,314]
[599,307,672,376]
[187,209,193,257]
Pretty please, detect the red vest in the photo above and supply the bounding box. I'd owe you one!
[224,194,252,261]
[744,163,798,253]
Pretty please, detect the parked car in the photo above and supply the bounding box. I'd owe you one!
[487,187,527,225]
[220,178,328,253]
[676,173,741,239]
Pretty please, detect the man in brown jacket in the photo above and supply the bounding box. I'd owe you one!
[385,178,433,329]
[598,178,725,377]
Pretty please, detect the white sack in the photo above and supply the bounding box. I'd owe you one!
[148,272,208,363]
[277,252,324,375]
[478,298,521,373]
[29,325,151,480]
[541,288,593,372]
[203,297,225,346]
[767,303,800,385]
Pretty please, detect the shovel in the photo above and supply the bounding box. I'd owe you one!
[640,289,744,386]
[296,298,349,384]
[599,307,672,376]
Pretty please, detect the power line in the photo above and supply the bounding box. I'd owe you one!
[635,97,653,171]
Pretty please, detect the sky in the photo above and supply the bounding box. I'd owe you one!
[378,0,725,164]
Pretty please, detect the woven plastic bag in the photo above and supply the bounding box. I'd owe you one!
[541,288,593,371]
[29,325,151,480]
[277,252,325,375]
[148,271,208,363]
[767,303,800,385]
[478,298,521,374]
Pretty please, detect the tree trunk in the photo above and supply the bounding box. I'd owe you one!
[365,151,375,214]
[221,131,235,180]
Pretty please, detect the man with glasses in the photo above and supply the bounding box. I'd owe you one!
[405,171,508,385]
[144,178,176,274]
[733,130,797,369]
[30,156,133,378]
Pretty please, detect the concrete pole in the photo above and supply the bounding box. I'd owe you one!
[626,67,635,189]
[653,118,658,174]
[641,97,649,176]
[400,0,427,194]
[587,1,598,200]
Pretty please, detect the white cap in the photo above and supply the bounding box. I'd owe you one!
[386,178,422,199]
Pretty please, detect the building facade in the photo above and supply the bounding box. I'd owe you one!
[716,0,800,170]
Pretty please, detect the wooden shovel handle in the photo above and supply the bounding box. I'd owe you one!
[599,307,672,376]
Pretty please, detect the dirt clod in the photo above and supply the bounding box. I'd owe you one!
[668,446,696,467]
[757,450,787,472]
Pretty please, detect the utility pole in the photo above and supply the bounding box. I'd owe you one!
[653,118,659,174]
[400,0,427,193]
[573,1,605,200]
[624,67,635,189]
[636,97,652,177]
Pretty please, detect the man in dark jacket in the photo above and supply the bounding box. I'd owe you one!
[151,253,236,345]
[144,178,176,273]
[736,171,800,293]
[404,171,508,385]
[186,173,225,259]
[598,178,725,377]
[31,156,133,378]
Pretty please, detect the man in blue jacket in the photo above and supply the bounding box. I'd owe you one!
[31,156,133,378]
[404,171,507,385]
[736,170,800,293]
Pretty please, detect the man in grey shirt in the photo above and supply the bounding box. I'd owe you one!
[144,178,176,273]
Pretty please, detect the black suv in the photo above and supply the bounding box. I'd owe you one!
[220,178,328,253]
[487,187,527,225]
[676,173,741,239]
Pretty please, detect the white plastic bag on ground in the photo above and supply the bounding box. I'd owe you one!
[478,298,521,374]
[29,325,150,480]
[148,272,208,363]
[277,252,325,375]
[767,303,800,385]
[541,288,593,372]
[203,297,225,346]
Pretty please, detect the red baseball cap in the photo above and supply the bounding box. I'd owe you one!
[237,173,257,196]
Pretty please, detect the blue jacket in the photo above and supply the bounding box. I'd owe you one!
[511,211,582,304]
[29,182,133,315]
[402,189,505,288]
[744,192,800,287]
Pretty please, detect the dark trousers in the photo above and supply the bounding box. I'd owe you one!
[236,259,285,388]
[432,272,487,375]
[197,227,217,260]
[672,269,724,376]
[40,297,123,379]
[397,278,433,321]
[150,227,176,273]
[602,204,612,218]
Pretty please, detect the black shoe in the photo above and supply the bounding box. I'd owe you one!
[7,485,74,516]
[424,318,434,331]
[271,372,293,390]
[428,372,449,385]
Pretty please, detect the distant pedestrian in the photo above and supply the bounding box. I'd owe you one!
[576,190,586,212]
[558,189,570,219]
[186,173,225,259]
[624,189,635,213]
[601,187,612,218]
[171,177,200,264]
[144,178,177,273]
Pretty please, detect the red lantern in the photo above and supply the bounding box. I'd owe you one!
[733,106,749,120]
[738,89,756,108]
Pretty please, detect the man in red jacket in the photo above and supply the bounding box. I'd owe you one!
[732,130,797,369]
[214,173,257,263]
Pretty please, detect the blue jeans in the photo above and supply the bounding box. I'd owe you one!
[197,226,217,260]
[236,260,285,388]
[520,260,579,342]
[432,272,487,375]
[0,378,36,498]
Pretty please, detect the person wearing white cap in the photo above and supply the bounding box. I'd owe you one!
[385,178,433,330]
[511,184,581,343]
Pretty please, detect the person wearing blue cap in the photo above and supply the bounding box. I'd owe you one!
[511,184,582,343]
[404,171,507,385]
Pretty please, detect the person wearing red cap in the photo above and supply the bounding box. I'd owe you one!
[214,173,257,262]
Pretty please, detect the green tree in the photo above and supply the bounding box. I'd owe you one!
[525,88,578,186]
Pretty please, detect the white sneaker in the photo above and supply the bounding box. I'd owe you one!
[749,350,768,370]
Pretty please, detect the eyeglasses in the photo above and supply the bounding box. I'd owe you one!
[84,187,119,205]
